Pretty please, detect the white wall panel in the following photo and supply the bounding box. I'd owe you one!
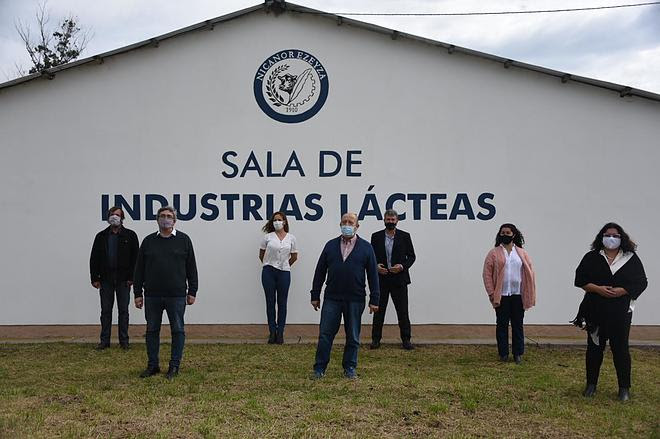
[1,10,658,325]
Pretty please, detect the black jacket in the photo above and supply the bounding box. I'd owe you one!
[370,228,416,287]
[573,250,647,334]
[90,226,139,283]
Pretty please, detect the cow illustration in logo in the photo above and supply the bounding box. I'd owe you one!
[254,49,329,123]
[266,65,315,107]
[278,73,297,95]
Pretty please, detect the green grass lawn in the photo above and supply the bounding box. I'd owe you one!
[0,343,658,438]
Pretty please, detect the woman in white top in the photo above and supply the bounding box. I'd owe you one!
[482,223,536,364]
[259,212,298,344]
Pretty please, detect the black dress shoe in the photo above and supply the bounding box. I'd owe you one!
[370,340,381,349]
[499,355,508,362]
[618,387,630,402]
[275,332,284,344]
[402,340,415,350]
[582,384,597,397]
[268,331,276,344]
[139,367,160,378]
[95,343,110,351]
[514,355,522,365]
[120,343,130,351]
[166,366,179,380]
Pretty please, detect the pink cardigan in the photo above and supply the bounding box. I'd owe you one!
[482,246,536,310]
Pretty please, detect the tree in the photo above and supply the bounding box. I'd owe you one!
[15,2,91,76]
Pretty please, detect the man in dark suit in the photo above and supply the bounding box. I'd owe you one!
[89,206,139,350]
[370,209,416,350]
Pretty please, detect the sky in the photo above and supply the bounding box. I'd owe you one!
[1,0,659,93]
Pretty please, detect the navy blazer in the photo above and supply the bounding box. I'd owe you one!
[310,235,380,306]
[370,229,416,287]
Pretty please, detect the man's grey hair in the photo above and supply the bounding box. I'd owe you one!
[384,209,398,218]
[157,206,177,220]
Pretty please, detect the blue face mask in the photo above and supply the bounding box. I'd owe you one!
[341,225,355,237]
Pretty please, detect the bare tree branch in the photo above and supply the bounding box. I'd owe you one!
[13,0,92,77]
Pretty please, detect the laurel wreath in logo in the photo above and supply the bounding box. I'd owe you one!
[266,65,289,107]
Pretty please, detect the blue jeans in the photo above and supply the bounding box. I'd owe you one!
[145,296,186,369]
[314,298,366,373]
[495,295,525,357]
[261,265,291,334]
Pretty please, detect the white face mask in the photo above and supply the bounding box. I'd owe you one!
[602,236,621,250]
[273,220,285,231]
[108,215,122,226]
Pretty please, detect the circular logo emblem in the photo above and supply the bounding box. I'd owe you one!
[254,49,329,123]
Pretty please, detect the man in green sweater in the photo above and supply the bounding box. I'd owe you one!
[133,206,198,380]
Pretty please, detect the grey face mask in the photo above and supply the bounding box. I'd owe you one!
[158,218,174,229]
[108,215,122,226]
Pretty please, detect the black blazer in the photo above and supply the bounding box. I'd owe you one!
[90,226,139,283]
[370,229,416,287]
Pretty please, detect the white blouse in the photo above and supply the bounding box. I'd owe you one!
[600,250,636,312]
[260,232,298,271]
[501,245,523,296]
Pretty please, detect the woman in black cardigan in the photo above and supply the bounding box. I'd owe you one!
[574,223,647,401]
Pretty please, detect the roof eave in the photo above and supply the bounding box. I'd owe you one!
[1,1,659,103]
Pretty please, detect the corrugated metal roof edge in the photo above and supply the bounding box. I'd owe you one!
[1,0,659,103]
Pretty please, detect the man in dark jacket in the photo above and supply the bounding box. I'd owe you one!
[133,206,198,380]
[310,213,379,379]
[370,209,416,350]
[89,206,139,350]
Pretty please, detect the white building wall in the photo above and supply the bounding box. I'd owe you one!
[1,10,658,325]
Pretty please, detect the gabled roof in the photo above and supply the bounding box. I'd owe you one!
[1,0,659,103]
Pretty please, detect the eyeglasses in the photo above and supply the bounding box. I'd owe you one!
[603,234,621,238]
[159,214,175,219]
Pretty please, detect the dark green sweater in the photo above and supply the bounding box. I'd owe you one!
[133,231,198,298]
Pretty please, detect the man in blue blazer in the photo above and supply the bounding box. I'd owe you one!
[310,212,380,379]
[369,209,416,350]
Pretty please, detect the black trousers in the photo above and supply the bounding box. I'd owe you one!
[586,312,632,388]
[99,279,130,345]
[371,284,411,342]
[495,295,525,357]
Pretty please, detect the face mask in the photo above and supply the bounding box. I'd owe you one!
[385,222,396,230]
[602,236,621,250]
[273,220,284,231]
[158,217,174,229]
[500,235,513,245]
[108,215,122,226]
[341,225,355,237]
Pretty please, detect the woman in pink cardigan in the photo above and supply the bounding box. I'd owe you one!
[482,223,536,364]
